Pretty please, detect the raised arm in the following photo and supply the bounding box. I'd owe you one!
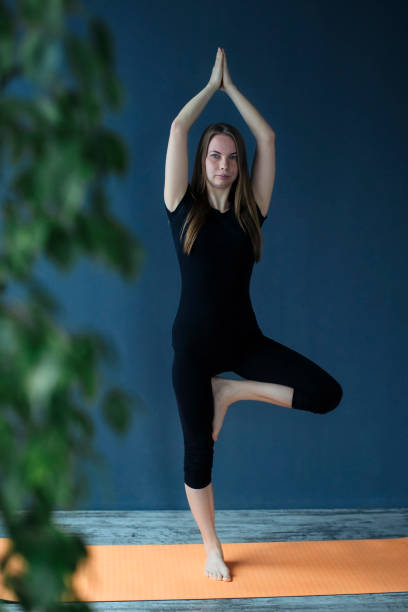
[220,49,276,217]
[223,86,275,141]
[164,49,223,210]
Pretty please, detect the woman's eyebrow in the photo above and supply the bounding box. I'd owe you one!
[210,150,237,154]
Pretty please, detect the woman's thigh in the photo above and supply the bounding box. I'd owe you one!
[231,333,343,414]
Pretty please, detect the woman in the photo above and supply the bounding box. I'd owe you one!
[164,48,343,582]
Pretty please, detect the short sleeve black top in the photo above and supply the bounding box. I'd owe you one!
[165,184,267,351]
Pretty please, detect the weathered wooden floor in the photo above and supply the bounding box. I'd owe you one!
[1,508,407,611]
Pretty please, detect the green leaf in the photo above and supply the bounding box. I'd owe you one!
[64,32,99,90]
[0,1,16,74]
[101,387,134,433]
[89,17,114,68]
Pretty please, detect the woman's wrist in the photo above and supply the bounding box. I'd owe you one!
[224,82,236,95]
[206,81,219,94]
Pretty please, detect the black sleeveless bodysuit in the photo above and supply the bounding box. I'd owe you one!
[165,184,267,353]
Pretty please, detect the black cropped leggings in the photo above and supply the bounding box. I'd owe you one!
[171,332,343,490]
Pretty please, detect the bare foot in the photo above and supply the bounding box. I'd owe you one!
[204,540,232,581]
[211,376,233,442]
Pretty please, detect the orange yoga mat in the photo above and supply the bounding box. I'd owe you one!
[0,537,407,602]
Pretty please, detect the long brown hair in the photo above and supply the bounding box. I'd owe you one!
[179,123,265,262]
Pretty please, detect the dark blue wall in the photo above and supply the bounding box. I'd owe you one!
[53,0,407,509]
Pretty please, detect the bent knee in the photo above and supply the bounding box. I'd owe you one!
[314,381,343,414]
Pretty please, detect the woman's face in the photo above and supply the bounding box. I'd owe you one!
[205,134,239,190]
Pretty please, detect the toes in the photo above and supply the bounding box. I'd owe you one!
[205,563,232,581]
[207,568,231,580]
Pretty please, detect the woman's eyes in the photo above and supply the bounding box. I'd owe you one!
[210,154,237,159]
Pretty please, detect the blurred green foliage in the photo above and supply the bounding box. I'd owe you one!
[0,0,145,609]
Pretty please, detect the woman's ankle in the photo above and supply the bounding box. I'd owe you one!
[204,535,221,553]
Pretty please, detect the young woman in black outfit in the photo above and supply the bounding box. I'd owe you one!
[164,47,343,582]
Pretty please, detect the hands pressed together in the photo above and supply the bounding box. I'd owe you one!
[209,47,234,92]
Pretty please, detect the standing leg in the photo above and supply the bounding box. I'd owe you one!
[171,349,231,581]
